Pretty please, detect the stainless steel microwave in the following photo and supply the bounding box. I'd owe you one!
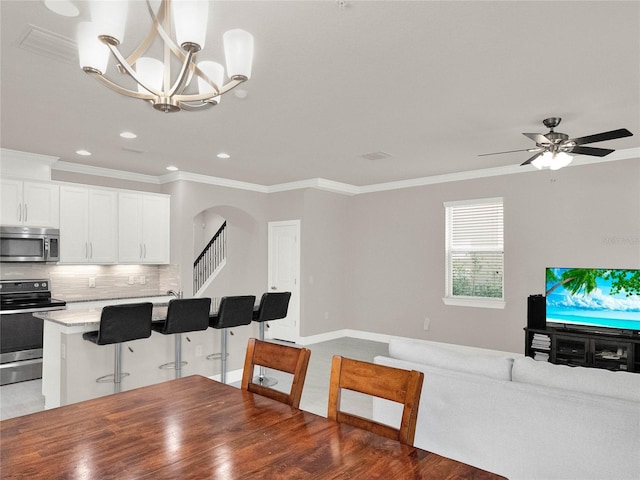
[0,226,60,263]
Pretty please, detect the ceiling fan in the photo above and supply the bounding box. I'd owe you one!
[479,117,633,170]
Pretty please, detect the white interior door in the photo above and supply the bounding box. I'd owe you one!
[266,220,300,342]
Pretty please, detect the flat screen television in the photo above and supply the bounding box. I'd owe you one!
[545,268,640,334]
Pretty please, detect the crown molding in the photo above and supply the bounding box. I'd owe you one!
[54,160,160,184]
[158,171,268,193]
[50,147,640,196]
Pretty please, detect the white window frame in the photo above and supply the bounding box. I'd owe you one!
[443,197,505,309]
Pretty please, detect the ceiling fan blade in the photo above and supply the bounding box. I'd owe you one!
[522,133,551,144]
[570,146,614,157]
[478,148,537,157]
[569,128,633,145]
[521,152,543,166]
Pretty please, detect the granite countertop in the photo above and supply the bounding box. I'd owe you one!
[36,303,170,327]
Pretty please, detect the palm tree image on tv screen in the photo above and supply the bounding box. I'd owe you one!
[545,268,640,331]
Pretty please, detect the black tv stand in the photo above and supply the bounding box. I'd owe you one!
[525,327,640,373]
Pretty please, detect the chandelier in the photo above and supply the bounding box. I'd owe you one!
[76,0,254,113]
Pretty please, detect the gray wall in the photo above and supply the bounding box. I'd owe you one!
[347,159,640,353]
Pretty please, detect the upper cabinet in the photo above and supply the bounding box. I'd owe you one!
[0,179,59,228]
[118,192,170,264]
[59,185,118,264]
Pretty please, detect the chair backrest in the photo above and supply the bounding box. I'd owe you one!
[253,292,292,322]
[98,302,153,345]
[241,338,311,408]
[210,295,256,329]
[327,355,424,445]
[161,297,212,334]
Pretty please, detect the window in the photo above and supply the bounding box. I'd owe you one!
[443,197,505,309]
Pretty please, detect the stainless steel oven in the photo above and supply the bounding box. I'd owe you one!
[0,226,60,263]
[0,279,66,385]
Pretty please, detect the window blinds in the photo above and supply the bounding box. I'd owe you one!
[445,198,504,299]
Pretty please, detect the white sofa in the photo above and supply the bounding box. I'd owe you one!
[372,339,640,480]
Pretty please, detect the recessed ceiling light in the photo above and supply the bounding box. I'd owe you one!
[76,149,91,156]
[166,166,179,171]
[217,153,231,159]
[44,0,79,17]
[120,131,137,139]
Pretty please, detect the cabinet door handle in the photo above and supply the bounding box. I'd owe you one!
[89,242,93,259]
[17,204,22,222]
[140,243,143,259]
[24,204,27,222]
[143,243,146,259]
[85,242,88,259]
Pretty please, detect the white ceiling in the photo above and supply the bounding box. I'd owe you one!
[1,1,639,187]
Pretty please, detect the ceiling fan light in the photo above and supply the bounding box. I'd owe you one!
[531,156,544,170]
[136,57,164,94]
[224,29,254,80]
[550,152,573,170]
[532,151,553,169]
[172,0,209,51]
[197,61,225,102]
[77,22,110,73]
[88,0,128,44]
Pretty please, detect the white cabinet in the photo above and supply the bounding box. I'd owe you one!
[59,185,118,263]
[0,179,59,227]
[118,192,170,264]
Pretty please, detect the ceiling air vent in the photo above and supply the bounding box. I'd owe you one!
[122,147,147,154]
[17,25,77,64]
[360,151,393,161]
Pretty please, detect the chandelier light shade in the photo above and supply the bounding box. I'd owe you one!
[136,57,164,94]
[77,22,110,74]
[197,61,225,102]
[77,0,254,113]
[172,0,209,51]
[224,29,254,80]
[88,0,128,44]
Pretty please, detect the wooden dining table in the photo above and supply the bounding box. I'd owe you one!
[0,375,504,479]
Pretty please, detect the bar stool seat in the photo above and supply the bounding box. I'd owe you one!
[207,295,255,384]
[151,297,211,379]
[82,302,153,393]
[252,292,291,386]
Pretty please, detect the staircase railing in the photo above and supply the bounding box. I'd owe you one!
[193,221,226,294]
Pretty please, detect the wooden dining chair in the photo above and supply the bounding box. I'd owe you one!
[327,355,424,445]
[241,338,311,408]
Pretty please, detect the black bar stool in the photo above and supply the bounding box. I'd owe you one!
[252,292,291,386]
[151,297,211,379]
[82,302,153,393]
[207,295,255,384]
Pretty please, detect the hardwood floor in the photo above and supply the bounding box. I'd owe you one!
[0,337,388,421]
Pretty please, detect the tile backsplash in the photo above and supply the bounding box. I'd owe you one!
[0,264,180,302]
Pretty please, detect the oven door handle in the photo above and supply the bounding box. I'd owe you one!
[0,358,43,369]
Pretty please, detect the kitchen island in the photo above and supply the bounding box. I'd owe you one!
[35,297,253,409]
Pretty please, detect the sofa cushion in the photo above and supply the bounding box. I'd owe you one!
[512,356,640,402]
[388,340,514,381]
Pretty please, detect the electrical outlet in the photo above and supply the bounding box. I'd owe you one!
[128,275,135,285]
[423,317,430,331]
[88,277,96,288]
[139,275,146,285]
[195,345,203,357]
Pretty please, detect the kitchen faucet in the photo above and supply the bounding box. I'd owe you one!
[167,289,183,299]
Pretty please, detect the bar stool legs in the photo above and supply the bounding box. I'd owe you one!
[95,343,130,393]
[254,322,277,387]
[206,329,230,383]
[159,333,188,379]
